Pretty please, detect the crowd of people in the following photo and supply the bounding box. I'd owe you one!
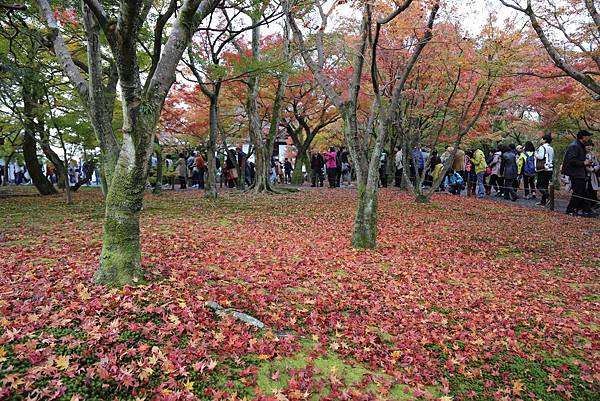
[4,131,598,218]
[0,159,100,187]
[160,147,256,190]
[389,130,598,217]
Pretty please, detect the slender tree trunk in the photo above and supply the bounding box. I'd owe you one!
[153,140,163,195]
[205,97,218,198]
[2,153,12,186]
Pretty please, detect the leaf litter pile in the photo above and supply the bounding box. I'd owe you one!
[0,189,598,401]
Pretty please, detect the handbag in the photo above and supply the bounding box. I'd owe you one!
[535,146,546,172]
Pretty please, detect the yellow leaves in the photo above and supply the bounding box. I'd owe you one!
[257,353,271,361]
[471,337,485,347]
[512,379,525,396]
[76,283,90,301]
[0,346,6,360]
[214,330,225,342]
[183,378,194,392]
[311,334,319,342]
[439,396,454,401]
[390,350,402,364]
[148,354,159,366]
[55,355,70,370]
[70,395,82,401]
[139,367,154,381]
[168,314,181,326]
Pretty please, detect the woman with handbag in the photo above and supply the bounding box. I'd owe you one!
[585,140,599,209]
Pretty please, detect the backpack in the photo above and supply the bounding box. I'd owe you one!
[523,152,536,176]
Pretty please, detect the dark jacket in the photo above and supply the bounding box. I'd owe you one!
[561,140,587,179]
[310,154,324,171]
[284,161,293,173]
[501,150,518,180]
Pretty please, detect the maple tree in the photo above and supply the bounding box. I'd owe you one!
[499,0,600,98]
[36,0,220,285]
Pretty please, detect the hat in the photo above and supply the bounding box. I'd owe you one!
[577,130,592,139]
[516,145,523,151]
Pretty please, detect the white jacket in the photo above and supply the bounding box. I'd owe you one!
[394,151,403,170]
[535,143,554,172]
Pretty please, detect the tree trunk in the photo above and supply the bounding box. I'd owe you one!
[3,153,13,186]
[255,147,273,192]
[205,97,218,198]
[95,127,151,286]
[22,132,57,195]
[352,183,378,248]
[291,150,308,185]
[153,140,163,195]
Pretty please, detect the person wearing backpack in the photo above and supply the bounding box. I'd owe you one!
[535,134,554,206]
[522,141,537,199]
[501,144,519,201]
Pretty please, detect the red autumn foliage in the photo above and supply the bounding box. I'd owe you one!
[0,190,598,400]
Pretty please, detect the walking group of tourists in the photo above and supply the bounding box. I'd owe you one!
[161,148,256,190]
[309,147,352,188]
[388,130,598,217]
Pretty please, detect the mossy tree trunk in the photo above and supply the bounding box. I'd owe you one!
[204,89,219,199]
[37,0,220,286]
[95,121,151,285]
[352,184,378,248]
[291,151,308,185]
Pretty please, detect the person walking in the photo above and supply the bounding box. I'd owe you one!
[175,153,187,189]
[379,151,388,187]
[284,158,293,184]
[323,147,337,188]
[501,144,519,201]
[522,141,537,199]
[515,144,525,193]
[535,134,554,207]
[488,148,502,196]
[394,147,403,187]
[562,130,596,216]
[310,151,324,187]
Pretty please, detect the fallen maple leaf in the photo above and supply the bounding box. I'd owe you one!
[55,355,70,370]
[512,379,525,396]
[183,379,194,392]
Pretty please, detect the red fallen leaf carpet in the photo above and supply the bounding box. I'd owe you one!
[0,188,598,401]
